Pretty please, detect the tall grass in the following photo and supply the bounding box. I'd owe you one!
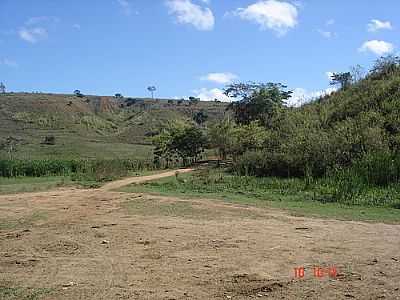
[0,158,155,182]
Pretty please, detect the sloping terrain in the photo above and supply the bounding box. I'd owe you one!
[0,93,227,159]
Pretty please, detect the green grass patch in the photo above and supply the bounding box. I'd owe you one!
[119,169,400,223]
[0,284,53,300]
[0,176,72,195]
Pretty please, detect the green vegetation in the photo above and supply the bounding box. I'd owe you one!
[121,55,400,222]
[0,284,53,300]
[120,169,400,223]
[152,121,208,167]
[0,93,226,160]
[0,176,72,195]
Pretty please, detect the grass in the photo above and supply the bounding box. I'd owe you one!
[0,284,53,300]
[0,170,163,195]
[0,92,226,160]
[0,176,72,195]
[119,169,400,223]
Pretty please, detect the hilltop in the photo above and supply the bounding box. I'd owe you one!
[0,92,227,159]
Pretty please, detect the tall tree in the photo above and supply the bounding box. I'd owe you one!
[147,86,157,99]
[330,72,352,90]
[224,82,292,127]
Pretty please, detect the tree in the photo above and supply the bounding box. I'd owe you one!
[152,122,207,166]
[114,93,123,99]
[330,72,352,90]
[370,55,400,79]
[0,136,20,159]
[189,96,200,106]
[224,82,292,126]
[208,118,235,160]
[74,90,84,98]
[147,86,157,99]
[193,110,208,126]
[0,82,5,94]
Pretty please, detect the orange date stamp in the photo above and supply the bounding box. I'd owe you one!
[294,266,338,279]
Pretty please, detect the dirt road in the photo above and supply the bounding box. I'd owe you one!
[0,170,399,299]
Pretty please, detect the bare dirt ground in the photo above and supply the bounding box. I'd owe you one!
[0,170,399,299]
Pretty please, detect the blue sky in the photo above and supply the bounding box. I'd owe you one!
[0,0,399,104]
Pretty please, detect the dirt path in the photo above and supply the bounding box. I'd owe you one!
[0,171,399,299]
[101,168,194,191]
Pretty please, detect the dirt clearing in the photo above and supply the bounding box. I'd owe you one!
[0,171,399,299]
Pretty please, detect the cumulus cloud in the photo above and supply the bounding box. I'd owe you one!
[367,19,392,32]
[232,0,298,36]
[166,0,215,31]
[18,27,48,43]
[194,88,233,102]
[359,40,394,56]
[200,72,238,84]
[286,87,336,107]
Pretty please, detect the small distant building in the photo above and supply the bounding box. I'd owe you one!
[0,82,5,94]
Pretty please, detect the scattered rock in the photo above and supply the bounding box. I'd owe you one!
[62,281,76,287]
[101,240,110,244]
[295,227,310,230]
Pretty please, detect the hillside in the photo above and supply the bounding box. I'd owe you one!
[0,93,227,159]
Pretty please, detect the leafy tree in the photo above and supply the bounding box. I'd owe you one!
[189,96,200,106]
[114,93,123,99]
[329,72,352,90]
[193,111,208,126]
[224,82,292,126]
[74,90,84,98]
[208,118,235,160]
[153,121,207,166]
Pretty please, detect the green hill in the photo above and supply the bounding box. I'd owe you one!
[0,93,227,160]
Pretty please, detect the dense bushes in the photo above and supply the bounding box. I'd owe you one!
[0,158,154,181]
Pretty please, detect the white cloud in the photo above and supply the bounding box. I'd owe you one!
[232,0,298,36]
[359,40,394,56]
[286,87,337,107]
[367,19,392,32]
[194,88,233,102]
[117,0,135,16]
[317,29,334,38]
[0,58,18,68]
[166,0,215,31]
[18,27,48,43]
[200,72,238,84]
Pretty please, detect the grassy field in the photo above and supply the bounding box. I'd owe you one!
[0,93,226,160]
[119,169,400,223]
[0,176,73,195]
